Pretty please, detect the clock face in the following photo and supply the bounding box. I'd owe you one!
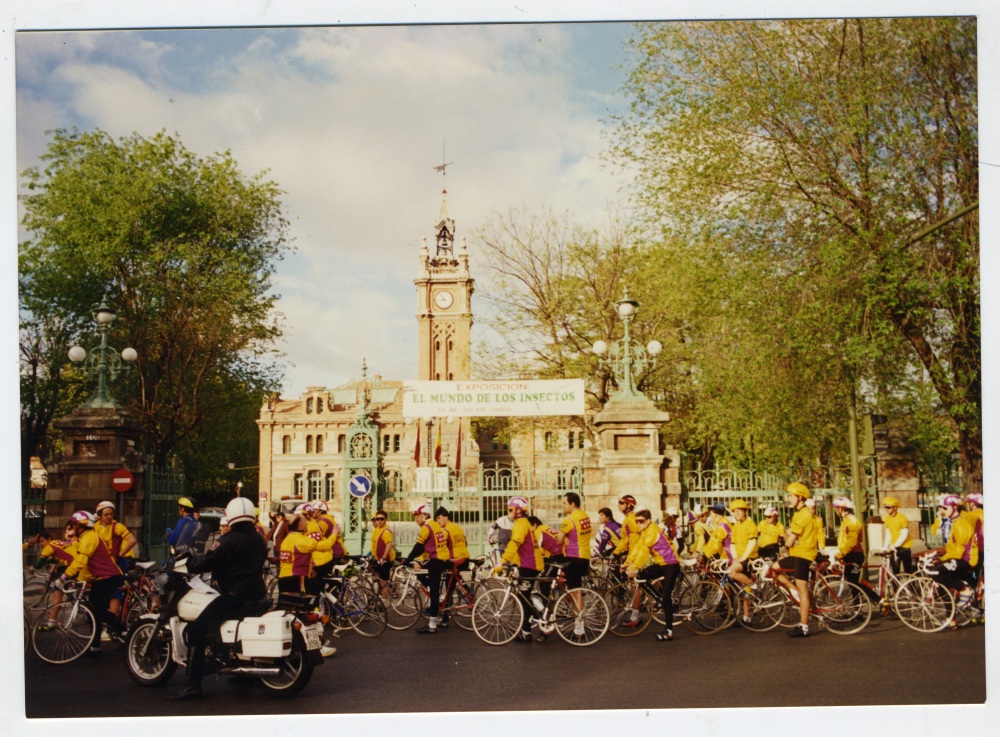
[434,290,454,309]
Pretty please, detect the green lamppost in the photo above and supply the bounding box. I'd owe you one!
[67,299,137,409]
[592,287,662,401]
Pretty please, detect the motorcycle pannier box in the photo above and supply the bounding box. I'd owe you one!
[238,615,292,658]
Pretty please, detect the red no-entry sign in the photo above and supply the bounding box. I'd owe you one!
[110,468,135,493]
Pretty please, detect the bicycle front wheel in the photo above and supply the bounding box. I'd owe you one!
[344,586,387,637]
[385,581,422,630]
[738,583,785,632]
[31,600,96,664]
[815,580,872,635]
[472,587,524,645]
[894,577,955,633]
[553,588,609,646]
[677,580,731,635]
[604,582,653,636]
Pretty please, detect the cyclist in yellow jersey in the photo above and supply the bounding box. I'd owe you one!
[690,505,711,555]
[435,507,470,570]
[757,507,784,559]
[773,483,817,637]
[625,509,681,641]
[278,507,319,594]
[964,493,984,580]
[612,495,639,558]
[497,497,539,641]
[32,525,79,632]
[727,500,760,623]
[94,500,137,623]
[304,503,336,597]
[928,494,981,626]
[831,497,880,605]
[369,509,396,586]
[405,503,452,634]
[880,497,914,574]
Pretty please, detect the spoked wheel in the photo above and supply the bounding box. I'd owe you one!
[266,577,281,611]
[553,588,609,646]
[384,581,422,630]
[256,633,315,698]
[604,582,653,636]
[677,580,731,635]
[340,586,387,637]
[472,587,524,645]
[124,620,177,686]
[736,583,785,632]
[894,577,955,633]
[31,600,96,664]
[815,580,872,635]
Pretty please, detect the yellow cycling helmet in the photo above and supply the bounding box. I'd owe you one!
[177,496,195,510]
[786,482,811,499]
[729,499,749,511]
[882,496,900,508]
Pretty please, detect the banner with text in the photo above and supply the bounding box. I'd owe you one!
[402,380,586,418]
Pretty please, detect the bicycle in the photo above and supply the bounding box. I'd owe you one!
[893,553,985,633]
[118,561,160,630]
[838,549,911,616]
[471,561,609,646]
[30,580,98,664]
[768,560,873,635]
[316,562,388,638]
[604,560,731,636]
[384,561,481,631]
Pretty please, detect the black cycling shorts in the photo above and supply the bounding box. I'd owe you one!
[778,555,812,582]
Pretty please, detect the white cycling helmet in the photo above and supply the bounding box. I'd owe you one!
[226,497,257,525]
[294,502,314,516]
[966,493,983,507]
[95,500,115,513]
[412,503,431,516]
[312,500,329,513]
[507,496,529,510]
[832,496,854,510]
[764,507,779,517]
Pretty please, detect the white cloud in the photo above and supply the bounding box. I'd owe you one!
[15,24,632,396]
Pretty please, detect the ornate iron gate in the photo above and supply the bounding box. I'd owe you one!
[142,459,186,563]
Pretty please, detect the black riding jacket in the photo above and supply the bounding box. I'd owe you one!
[187,522,267,601]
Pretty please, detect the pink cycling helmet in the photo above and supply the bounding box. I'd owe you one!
[939,494,963,509]
[966,493,983,507]
[507,496,529,510]
[70,510,96,528]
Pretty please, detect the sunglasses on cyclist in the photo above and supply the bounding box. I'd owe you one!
[373,517,386,522]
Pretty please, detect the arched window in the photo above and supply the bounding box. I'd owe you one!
[544,431,555,451]
[324,474,336,499]
[306,398,313,414]
[306,435,314,454]
[282,435,291,454]
[315,435,324,453]
[316,398,324,414]
[568,431,576,449]
[393,434,401,452]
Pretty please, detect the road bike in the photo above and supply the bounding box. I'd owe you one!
[471,561,609,646]
[603,560,732,636]
[384,561,481,630]
[316,562,388,638]
[893,553,985,633]
[768,560,873,635]
[30,580,97,664]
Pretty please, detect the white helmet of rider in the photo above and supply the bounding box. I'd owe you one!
[294,502,314,516]
[312,500,329,513]
[95,500,115,513]
[966,493,983,507]
[412,503,431,517]
[832,496,854,510]
[764,507,779,517]
[226,497,257,525]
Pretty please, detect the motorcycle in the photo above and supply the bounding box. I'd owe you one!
[123,554,325,697]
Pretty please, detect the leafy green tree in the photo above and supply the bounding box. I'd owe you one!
[611,18,979,490]
[19,128,290,476]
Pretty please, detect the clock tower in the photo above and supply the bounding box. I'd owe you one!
[415,188,474,381]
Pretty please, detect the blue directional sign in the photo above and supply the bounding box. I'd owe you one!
[349,474,373,498]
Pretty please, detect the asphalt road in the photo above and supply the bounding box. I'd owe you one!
[23,613,986,719]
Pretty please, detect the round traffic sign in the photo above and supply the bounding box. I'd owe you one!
[110,468,135,493]
[349,474,372,498]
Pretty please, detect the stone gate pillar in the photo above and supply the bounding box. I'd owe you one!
[584,395,680,521]
[44,406,144,538]
[873,427,923,547]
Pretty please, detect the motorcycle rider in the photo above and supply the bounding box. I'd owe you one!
[168,497,268,701]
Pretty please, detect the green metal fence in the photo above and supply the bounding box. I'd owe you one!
[142,459,186,563]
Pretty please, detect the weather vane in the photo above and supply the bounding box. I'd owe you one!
[433,139,454,178]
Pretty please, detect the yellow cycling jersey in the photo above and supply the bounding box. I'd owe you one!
[883,512,913,549]
[626,524,679,569]
[692,519,711,554]
[757,519,785,549]
[941,514,979,566]
[613,512,639,556]
[788,507,818,561]
[559,509,593,559]
[307,518,335,566]
[444,521,470,562]
[95,520,135,559]
[279,531,318,578]
[731,517,759,561]
[370,526,396,563]
[836,514,864,557]
[415,520,452,561]
[502,517,542,570]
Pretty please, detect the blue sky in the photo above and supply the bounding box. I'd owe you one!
[14,22,637,396]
